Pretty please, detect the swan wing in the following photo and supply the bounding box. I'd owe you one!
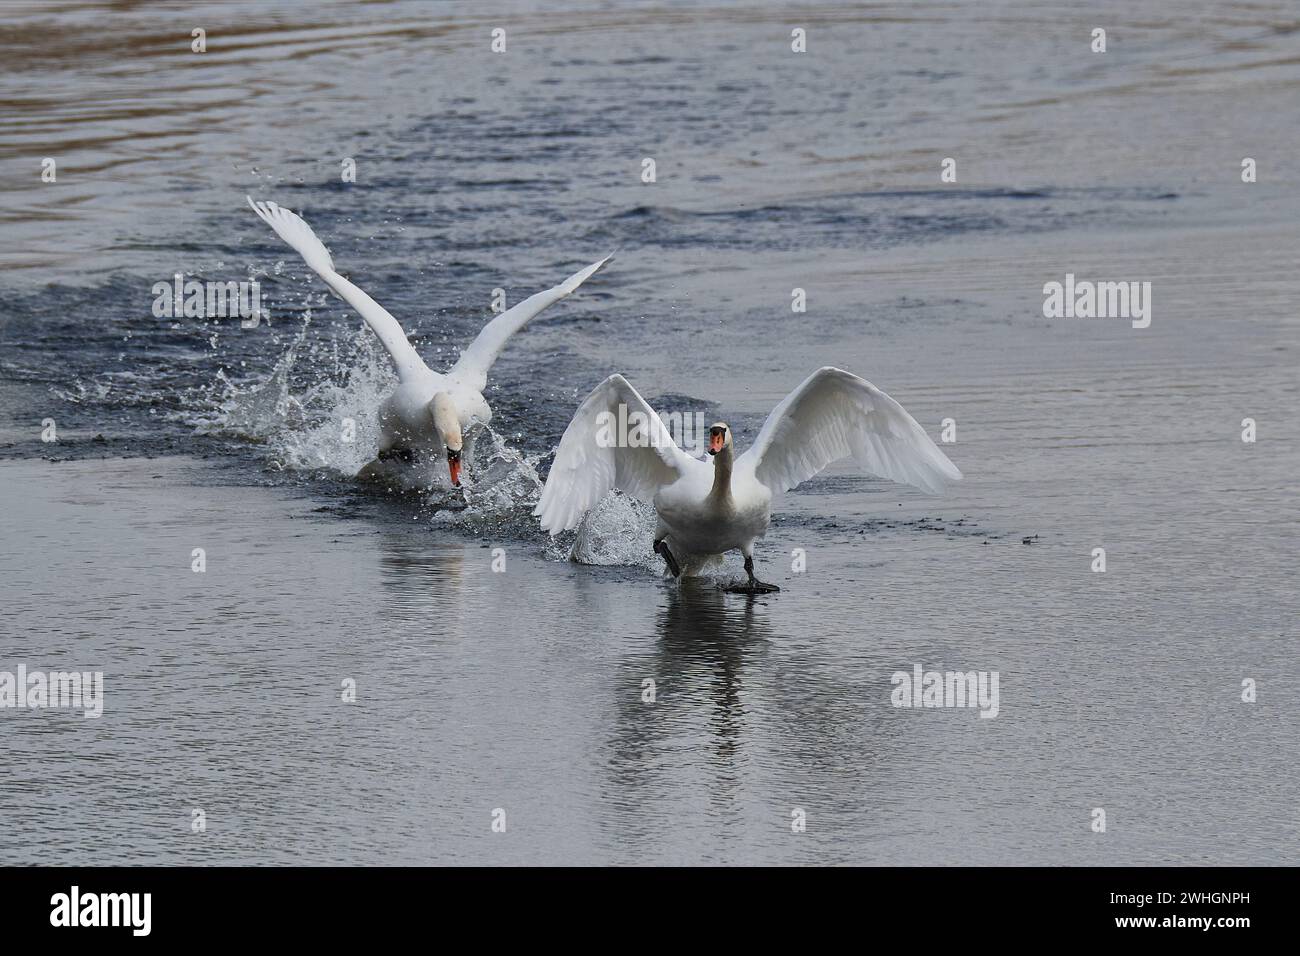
[737,366,961,495]
[451,255,612,391]
[535,373,693,534]
[247,198,429,380]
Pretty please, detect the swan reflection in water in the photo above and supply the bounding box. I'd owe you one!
[594,580,776,840]
[593,575,900,859]
[372,531,468,640]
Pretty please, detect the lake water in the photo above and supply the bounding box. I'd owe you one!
[1,0,1296,864]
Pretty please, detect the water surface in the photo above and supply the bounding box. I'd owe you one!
[1,0,1297,865]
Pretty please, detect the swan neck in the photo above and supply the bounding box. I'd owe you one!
[710,445,733,499]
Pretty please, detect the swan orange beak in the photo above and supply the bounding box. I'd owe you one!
[447,449,462,487]
[708,432,725,455]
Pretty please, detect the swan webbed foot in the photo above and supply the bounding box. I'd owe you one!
[653,539,681,578]
[378,445,415,463]
[723,581,780,594]
[724,555,780,594]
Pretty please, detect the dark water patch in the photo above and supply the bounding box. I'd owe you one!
[770,510,998,540]
[603,184,1178,253]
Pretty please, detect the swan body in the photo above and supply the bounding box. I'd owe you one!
[652,453,770,564]
[536,368,961,589]
[247,197,610,485]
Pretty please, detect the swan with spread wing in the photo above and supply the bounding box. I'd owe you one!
[247,197,610,486]
[535,368,961,592]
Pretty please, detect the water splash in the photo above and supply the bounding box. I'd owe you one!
[563,491,662,571]
[460,425,543,514]
[205,320,392,467]
[204,328,549,525]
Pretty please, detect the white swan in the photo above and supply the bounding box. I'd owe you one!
[247,197,610,486]
[535,367,961,592]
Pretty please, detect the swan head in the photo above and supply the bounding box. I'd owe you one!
[429,393,464,487]
[707,422,732,457]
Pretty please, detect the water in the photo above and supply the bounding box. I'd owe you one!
[1,0,1296,864]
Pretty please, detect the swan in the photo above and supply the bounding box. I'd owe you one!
[535,367,961,592]
[247,197,610,486]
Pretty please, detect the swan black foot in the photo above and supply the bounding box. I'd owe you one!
[724,556,781,594]
[378,445,415,463]
[654,539,681,578]
[724,581,781,594]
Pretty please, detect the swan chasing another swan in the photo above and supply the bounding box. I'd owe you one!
[247,197,610,486]
[535,367,961,592]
